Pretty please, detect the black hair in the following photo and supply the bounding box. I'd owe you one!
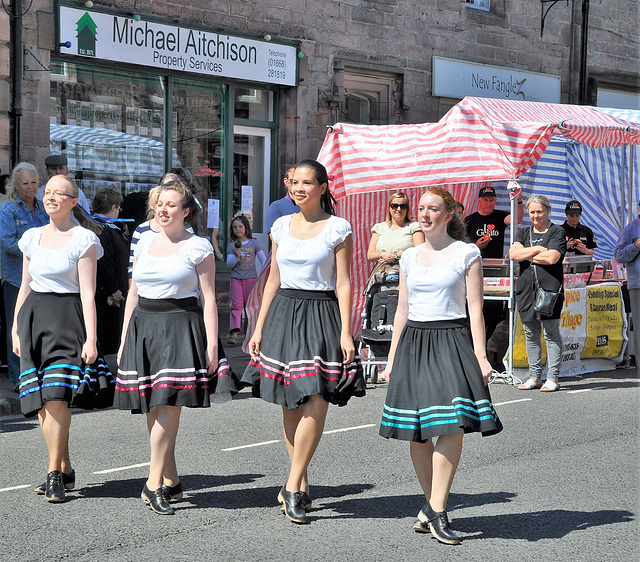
[294,159,337,215]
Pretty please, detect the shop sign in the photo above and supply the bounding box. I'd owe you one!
[59,7,297,86]
[432,57,561,103]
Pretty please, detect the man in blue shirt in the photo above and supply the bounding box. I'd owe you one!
[614,202,640,375]
[265,166,298,234]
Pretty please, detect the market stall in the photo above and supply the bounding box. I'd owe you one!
[314,97,640,378]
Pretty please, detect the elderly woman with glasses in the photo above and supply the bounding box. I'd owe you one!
[367,192,424,264]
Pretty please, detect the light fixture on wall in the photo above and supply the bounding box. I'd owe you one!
[58,41,72,49]
[83,1,94,8]
[132,13,141,21]
[263,34,272,41]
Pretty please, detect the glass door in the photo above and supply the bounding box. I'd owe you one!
[232,126,271,253]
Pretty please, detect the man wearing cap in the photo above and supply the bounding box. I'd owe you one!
[614,202,640,375]
[37,155,90,212]
[561,200,597,256]
[465,186,524,359]
[465,185,524,258]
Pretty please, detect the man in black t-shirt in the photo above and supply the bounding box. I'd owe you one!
[465,186,524,358]
[465,186,524,258]
[561,200,597,256]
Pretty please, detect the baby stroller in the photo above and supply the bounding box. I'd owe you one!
[359,260,400,384]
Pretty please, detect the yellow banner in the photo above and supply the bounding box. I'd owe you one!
[582,284,625,359]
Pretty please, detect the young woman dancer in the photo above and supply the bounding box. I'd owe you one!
[116,181,238,515]
[242,159,365,525]
[225,215,266,345]
[13,175,113,502]
[380,187,502,544]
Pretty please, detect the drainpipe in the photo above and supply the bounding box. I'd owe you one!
[579,0,590,104]
[10,0,23,165]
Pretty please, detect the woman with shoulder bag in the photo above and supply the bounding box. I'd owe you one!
[509,194,567,392]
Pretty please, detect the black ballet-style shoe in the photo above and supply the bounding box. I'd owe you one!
[141,484,175,515]
[277,486,308,524]
[45,471,65,503]
[35,469,75,495]
[162,481,183,502]
[417,501,460,545]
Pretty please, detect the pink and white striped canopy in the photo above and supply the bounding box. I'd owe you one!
[318,97,640,199]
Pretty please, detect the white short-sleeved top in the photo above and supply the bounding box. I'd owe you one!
[271,214,352,291]
[133,234,213,299]
[19,226,103,293]
[401,241,481,321]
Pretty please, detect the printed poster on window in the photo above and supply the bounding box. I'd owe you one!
[241,185,253,219]
[207,199,220,229]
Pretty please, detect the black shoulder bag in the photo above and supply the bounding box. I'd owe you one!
[529,227,561,316]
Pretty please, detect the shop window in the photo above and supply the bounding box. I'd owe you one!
[173,79,225,237]
[50,62,167,202]
[234,88,274,121]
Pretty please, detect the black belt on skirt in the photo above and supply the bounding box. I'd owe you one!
[278,288,337,301]
[137,296,200,312]
[407,318,467,330]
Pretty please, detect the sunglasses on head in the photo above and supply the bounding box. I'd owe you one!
[390,203,408,210]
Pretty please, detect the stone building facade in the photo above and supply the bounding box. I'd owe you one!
[1,0,638,242]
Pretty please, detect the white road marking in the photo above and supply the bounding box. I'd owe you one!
[567,388,593,394]
[323,424,377,434]
[0,484,30,493]
[93,462,150,474]
[222,439,281,452]
[494,399,533,406]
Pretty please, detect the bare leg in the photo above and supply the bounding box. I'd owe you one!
[284,395,329,492]
[429,433,464,512]
[282,407,309,492]
[146,405,181,490]
[410,439,434,501]
[38,401,72,473]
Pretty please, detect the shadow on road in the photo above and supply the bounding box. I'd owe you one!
[320,490,517,520]
[173,481,376,511]
[453,509,635,541]
[78,473,265,500]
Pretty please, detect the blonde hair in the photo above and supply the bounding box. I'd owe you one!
[155,181,200,225]
[385,192,413,225]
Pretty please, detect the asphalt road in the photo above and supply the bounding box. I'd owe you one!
[0,368,638,562]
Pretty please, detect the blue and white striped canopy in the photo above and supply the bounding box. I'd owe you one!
[491,108,639,260]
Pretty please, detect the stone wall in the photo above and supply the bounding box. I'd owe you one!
[7,0,639,170]
[0,10,10,176]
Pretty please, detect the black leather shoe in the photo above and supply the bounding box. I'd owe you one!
[35,469,75,495]
[162,481,183,502]
[417,501,460,545]
[45,471,65,502]
[141,484,175,515]
[277,486,307,523]
[412,518,429,533]
[300,490,312,511]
